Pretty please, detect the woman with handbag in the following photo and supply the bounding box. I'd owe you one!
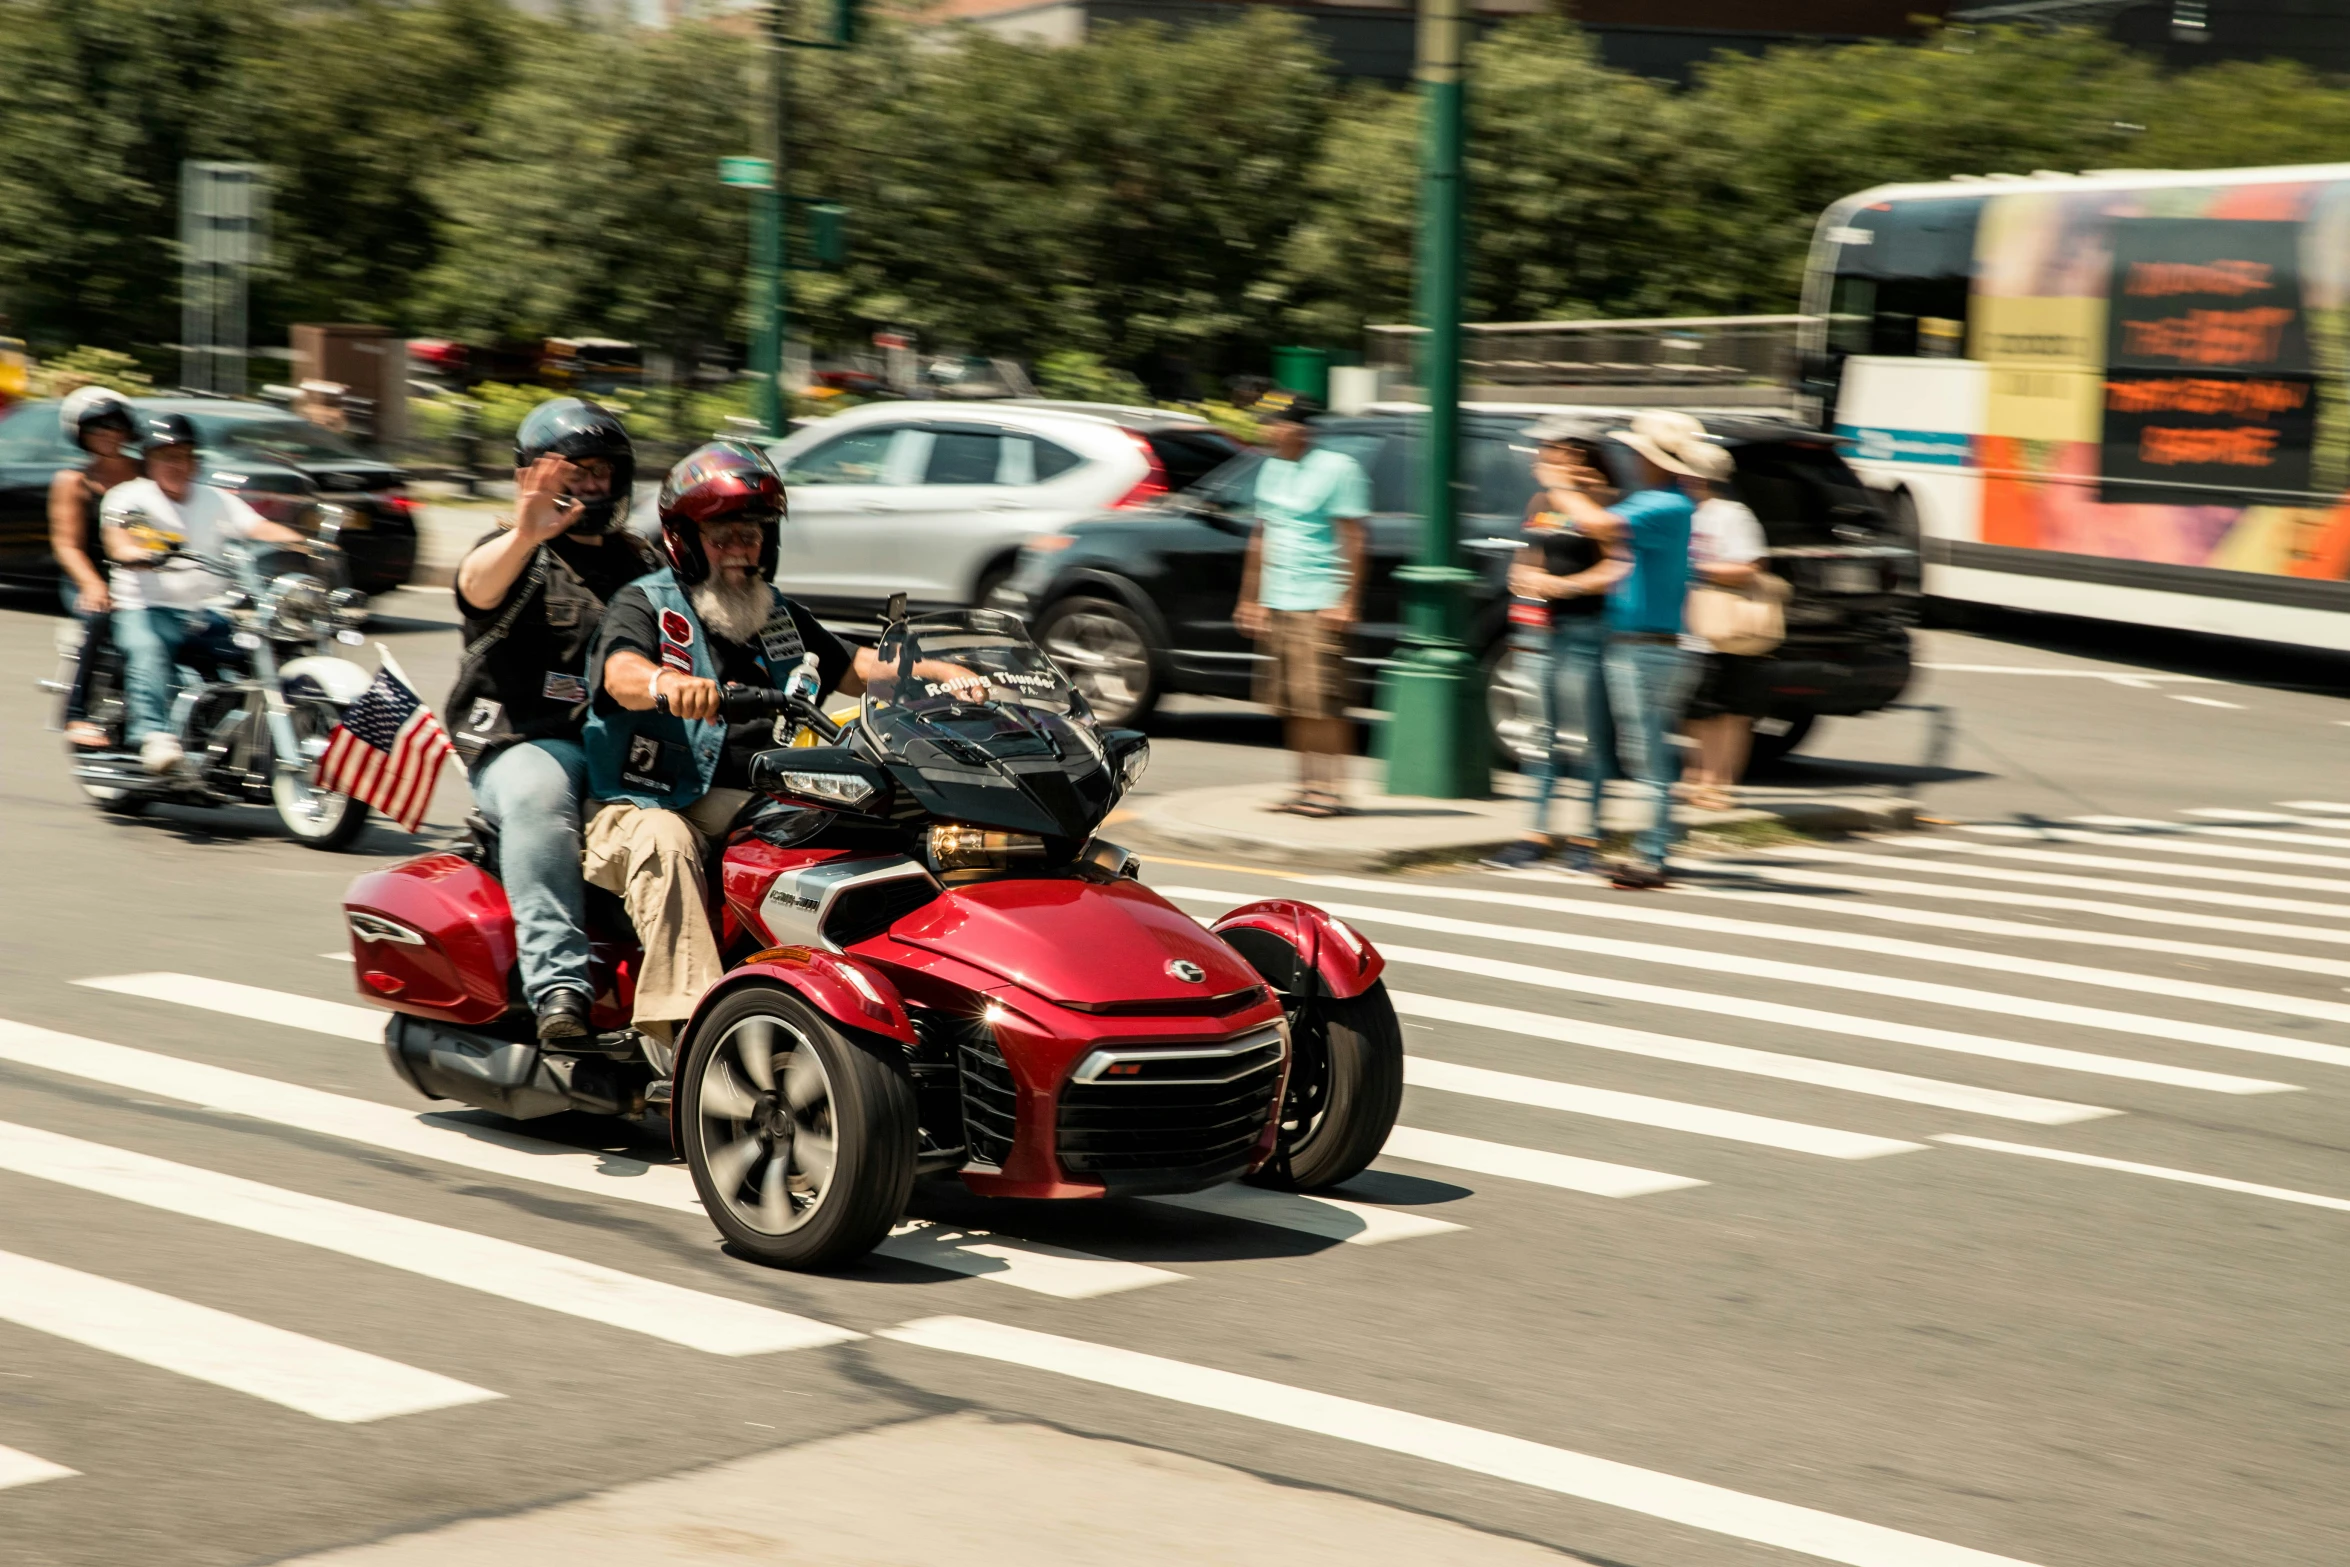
[1679,447,1785,811]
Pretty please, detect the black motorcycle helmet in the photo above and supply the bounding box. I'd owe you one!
[60,387,136,454]
[657,441,784,587]
[135,410,199,460]
[514,396,634,535]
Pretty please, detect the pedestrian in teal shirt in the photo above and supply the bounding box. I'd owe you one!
[1234,399,1369,817]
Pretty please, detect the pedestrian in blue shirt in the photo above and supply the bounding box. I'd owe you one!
[1527,411,1712,887]
[1234,399,1370,818]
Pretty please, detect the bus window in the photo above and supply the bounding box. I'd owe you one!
[1827,196,1983,358]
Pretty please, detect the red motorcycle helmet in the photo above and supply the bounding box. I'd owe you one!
[657,440,785,587]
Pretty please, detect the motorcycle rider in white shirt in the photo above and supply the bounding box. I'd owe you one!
[100,410,307,775]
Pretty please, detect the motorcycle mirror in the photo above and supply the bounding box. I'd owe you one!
[883,592,907,625]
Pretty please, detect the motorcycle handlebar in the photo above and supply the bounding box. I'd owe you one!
[718,683,792,721]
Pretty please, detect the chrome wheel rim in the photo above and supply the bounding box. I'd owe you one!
[1486,646,1543,766]
[1043,609,1149,720]
[272,703,353,837]
[696,1012,837,1236]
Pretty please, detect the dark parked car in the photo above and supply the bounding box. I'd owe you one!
[990,410,1918,771]
[0,396,417,597]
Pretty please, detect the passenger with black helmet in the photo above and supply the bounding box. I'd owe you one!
[581,441,880,1053]
[49,387,142,748]
[448,396,659,1046]
[99,410,308,776]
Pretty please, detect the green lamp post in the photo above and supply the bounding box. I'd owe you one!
[1378,0,1488,798]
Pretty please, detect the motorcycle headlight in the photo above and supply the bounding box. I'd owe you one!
[265,573,331,640]
[928,823,1047,872]
[328,586,371,629]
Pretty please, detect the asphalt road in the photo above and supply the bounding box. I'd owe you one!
[0,584,2346,1567]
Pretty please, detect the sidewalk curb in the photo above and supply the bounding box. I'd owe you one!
[1121,789,1919,874]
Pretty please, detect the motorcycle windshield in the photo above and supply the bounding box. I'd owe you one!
[859,609,1116,839]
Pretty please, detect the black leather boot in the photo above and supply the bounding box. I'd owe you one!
[535,987,593,1044]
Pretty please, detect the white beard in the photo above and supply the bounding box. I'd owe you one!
[692,570,770,644]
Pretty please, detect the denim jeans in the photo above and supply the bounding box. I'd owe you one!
[1597,639,1699,867]
[471,738,593,1011]
[1524,617,1610,837]
[114,607,241,742]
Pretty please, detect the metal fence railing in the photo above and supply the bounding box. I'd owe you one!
[1366,316,1811,394]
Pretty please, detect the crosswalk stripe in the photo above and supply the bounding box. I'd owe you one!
[1384,947,2288,1094]
[1893,835,2350,899]
[1288,874,2350,1001]
[2186,809,2350,830]
[0,1019,1169,1300]
[76,972,383,1041]
[1393,992,2116,1124]
[1139,1184,1466,1245]
[1962,823,2350,875]
[2074,815,2350,852]
[1715,856,2350,952]
[1934,1135,2350,1215]
[881,1315,2047,1567]
[1403,1057,1923,1159]
[0,1120,859,1356]
[0,1248,500,1422]
[1783,843,2350,921]
[2277,800,2350,813]
[0,1445,75,1492]
[1161,889,2350,1071]
[1380,1127,1704,1197]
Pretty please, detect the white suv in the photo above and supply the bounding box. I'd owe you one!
[764,400,1242,628]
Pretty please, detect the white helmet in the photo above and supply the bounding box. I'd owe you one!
[60,386,136,453]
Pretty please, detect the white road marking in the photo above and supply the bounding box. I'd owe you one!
[0,1248,500,1422]
[1161,889,2350,1070]
[319,951,355,962]
[1392,992,2114,1124]
[1288,873,2350,994]
[2278,801,2350,813]
[1914,662,2210,685]
[1935,1135,2350,1214]
[2074,814,2350,852]
[0,1445,75,1492]
[77,972,383,1041]
[0,1020,1177,1300]
[1139,1184,1465,1245]
[1717,856,2350,951]
[1403,1057,1923,1159]
[879,1224,1181,1298]
[1380,1127,1704,1197]
[1395,948,2281,1094]
[1791,841,2350,918]
[2186,809,2350,830]
[0,1120,858,1356]
[1962,823,2350,875]
[881,1316,2048,1567]
[2167,694,2242,708]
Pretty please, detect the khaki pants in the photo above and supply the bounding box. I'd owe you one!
[582,788,751,1030]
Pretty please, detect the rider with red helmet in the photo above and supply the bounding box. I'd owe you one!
[579,441,867,1054]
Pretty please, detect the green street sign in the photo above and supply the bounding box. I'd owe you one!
[718,156,774,190]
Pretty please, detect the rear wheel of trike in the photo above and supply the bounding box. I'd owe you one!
[679,985,917,1269]
[1247,979,1404,1193]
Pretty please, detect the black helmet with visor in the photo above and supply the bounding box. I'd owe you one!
[514,396,635,535]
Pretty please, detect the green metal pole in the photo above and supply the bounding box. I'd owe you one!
[746,3,791,438]
[1378,0,1488,798]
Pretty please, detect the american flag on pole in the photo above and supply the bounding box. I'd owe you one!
[313,649,453,833]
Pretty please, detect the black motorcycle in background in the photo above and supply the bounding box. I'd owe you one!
[43,507,376,850]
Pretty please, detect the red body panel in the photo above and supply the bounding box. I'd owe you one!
[690,946,918,1049]
[343,854,517,1025]
[720,840,874,948]
[888,877,1262,1006]
[1211,900,1386,998]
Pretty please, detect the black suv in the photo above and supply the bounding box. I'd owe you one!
[0,396,417,597]
[991,410,1917,770]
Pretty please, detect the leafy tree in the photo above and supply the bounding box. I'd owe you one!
[2129,58,2350,169]
[806,10,1330,387]
[0,0,270,352]
[417,18,754,367]
[247,0,516,336]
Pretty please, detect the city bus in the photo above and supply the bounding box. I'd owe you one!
[1802,163,2350,652]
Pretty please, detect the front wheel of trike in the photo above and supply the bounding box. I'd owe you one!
[679,985,918,1269]
[1248,980,1404,1193]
